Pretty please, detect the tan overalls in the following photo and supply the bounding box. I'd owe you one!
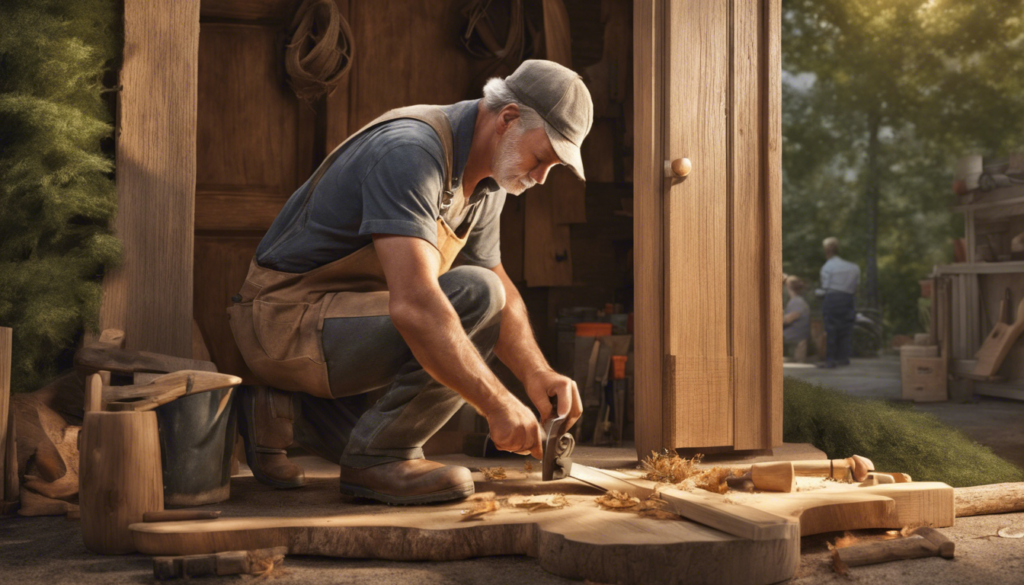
[228,106,478,401]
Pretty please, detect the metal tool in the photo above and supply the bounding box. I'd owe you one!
[541,413,654,498]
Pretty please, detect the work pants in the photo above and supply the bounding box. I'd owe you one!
[293,265,504,469]
[822,292,856,364]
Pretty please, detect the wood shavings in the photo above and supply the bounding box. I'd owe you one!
[479,467,507,481]
[637,497,681,521]
[827,532,860,550]
[997,526,1024,538]
[523,461,534,473]
[595,490,640,510]
[460,500,500,522]
[640,451,732,494]
[508,494,568,512]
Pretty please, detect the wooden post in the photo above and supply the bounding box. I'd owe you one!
[98,0,200,359]
[0,327,11,503]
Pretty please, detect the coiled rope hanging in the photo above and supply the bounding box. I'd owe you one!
[284,0,354,103]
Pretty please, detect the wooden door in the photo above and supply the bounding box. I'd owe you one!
[634,0,782,457]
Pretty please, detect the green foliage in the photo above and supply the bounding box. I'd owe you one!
[781,0,1024,337]
[0,0,121,392]
[784,377,1024,487]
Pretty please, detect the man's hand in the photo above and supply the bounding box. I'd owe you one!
[485,394,544,459]
[524,369,583,431]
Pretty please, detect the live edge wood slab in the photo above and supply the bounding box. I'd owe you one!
[130,472,954,585]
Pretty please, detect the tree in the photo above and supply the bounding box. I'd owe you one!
[782,0,1024,336]
[0,0,122,392]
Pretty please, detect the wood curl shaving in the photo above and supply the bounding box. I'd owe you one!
[998,526,1024,538]
[460,500,500,522]
[641,451,734,494]
[479,467,507,481]
[637,497,682,521]
[508,494,568,512]
[596,490,640,510]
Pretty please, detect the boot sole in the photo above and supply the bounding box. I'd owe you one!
[237,392,306,490]
[339,480,475,505]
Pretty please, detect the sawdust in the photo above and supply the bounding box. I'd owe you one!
[479,467,507,481]
[508,494,568,512]
[640,451,735,494]
[595,490,640,510]
[523,461,534,473]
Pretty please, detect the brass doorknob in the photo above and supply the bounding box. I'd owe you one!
[665,158,692,178]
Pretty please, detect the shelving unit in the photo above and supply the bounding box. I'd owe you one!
[932,184,1024,400]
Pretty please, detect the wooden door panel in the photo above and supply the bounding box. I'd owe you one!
[194,235,262,377]
[635,0,781,455]
[664,0,733,446]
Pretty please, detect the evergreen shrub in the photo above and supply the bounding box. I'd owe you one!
[0,0,121,392]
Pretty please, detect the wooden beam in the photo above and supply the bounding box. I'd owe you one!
[0,327,10,503]
[99,0,200,359]
[633,0,666,458]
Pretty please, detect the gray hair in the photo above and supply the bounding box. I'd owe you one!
[822,237,840,255]
[482,77,548,132]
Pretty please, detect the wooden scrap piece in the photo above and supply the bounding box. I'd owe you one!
[75,343,217,376]
[507,494,568,512]
[832,536,940,570]
[912,527,955,558]
[153,546,287,580]
[104,370,241,412]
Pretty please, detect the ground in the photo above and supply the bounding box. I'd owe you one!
[2,357,1023,584]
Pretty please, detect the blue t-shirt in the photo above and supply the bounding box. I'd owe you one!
[255,100,506,273]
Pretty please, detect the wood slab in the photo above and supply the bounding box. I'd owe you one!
[132,497,799,585]
[131,470,953,585]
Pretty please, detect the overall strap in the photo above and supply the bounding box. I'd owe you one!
[305,105,455,203]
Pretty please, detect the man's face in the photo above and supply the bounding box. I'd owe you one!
[493,120,562,195]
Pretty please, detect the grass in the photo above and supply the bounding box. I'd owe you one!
[783,377,1024,487]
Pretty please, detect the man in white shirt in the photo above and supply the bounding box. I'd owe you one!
[815,237,860,368]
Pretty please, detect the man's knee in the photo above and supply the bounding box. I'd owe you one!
[442,265,506,323]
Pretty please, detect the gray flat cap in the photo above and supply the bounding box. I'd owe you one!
[505,59,593,181]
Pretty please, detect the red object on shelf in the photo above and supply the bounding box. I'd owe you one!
[574,322,613,337]
[611,355,628,380]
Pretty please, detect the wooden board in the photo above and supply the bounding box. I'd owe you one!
[130,472,952,585]
[973,297,1024,377]
[524,184,574,287]
[99,0,199,359]
[0,327,11,503]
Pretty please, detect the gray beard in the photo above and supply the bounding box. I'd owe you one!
[493,125,537,195]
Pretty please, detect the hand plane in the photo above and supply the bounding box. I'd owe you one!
[541,414,653,498]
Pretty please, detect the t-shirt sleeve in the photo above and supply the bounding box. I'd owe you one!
[459,190,506,268]
[357,140,444,248]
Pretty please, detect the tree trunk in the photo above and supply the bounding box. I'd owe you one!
[864,112,881,310]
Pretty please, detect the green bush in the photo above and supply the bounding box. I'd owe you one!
[784,377,1024,487]
[0,0,121,392]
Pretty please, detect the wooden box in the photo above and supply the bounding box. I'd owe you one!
[901,356,947,402]
[900,345,939,358]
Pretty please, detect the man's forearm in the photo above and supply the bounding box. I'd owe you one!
[390,290,508,415]
[493,277,551,383]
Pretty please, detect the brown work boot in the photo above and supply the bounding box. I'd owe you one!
[237,385,306,489]
[339,459,474,505]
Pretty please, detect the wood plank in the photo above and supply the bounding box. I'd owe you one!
[524,185,573,286]
[549,166,587,225]
[200,0,296,21]
[632,0,665,458]
[99,0,200,359]
[194,192,286,232]
[323,0,353,151]
[0,327,10,502]
[193,235,262,378]
[730,0,765,450]
[664,0,732,447]
[765,0,784,447]
[665,356,734,448]
[499,193,525,284]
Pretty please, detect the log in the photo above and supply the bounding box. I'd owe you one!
[80,410,164,554]
[912,527,954,559]
[833,536,938,569]
[153,546,287,580]
[954,483,1024,517]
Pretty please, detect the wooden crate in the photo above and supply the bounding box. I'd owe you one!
[901,356,947,402]
[900,345,938,358]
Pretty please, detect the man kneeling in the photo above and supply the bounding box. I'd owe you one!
[227,60,588,504]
